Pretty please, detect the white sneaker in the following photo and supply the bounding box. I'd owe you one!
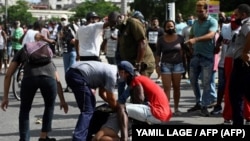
[155,78,162,83]
[223,120,232,125]
[245,120,250,125]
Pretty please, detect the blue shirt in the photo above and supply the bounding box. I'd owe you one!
[191,15,218,58]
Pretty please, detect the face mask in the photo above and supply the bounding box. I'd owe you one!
[231,21,239,30]
[165,28,175,35]
[235,18,242,26]
[187,20,194,26]
[61,21,68,26]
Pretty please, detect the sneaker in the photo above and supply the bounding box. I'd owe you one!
[223,120,232,125]
[185,79,190,84]
[155,78,162,83]
[210,105,222,115]
[64,88,69,92]
[38,136,56,141]
[174,110,182,116]
[64,86,71,92]
[200,107,210,117]
[207,101,217,108]
[187,103,201,112]
[35,118,42,124]
[245,120,250,125]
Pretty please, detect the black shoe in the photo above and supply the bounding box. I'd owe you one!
[200,107,210,117]
[210,105,222,115]
[38,136,56,141]
[64,86,71,92]
[64,88,69,92]
[187,103,201,112]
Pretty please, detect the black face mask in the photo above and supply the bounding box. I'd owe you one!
[235,18,242,25]
[165,29,175,35]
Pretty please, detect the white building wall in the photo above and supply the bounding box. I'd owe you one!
[1,0,134,10]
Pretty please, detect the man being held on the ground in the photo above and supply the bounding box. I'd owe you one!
[92,61,172,141]
[65,61,118,141]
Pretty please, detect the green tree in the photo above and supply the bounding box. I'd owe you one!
[72,0,120,20]
[6,0,36,26]
[220,0,250,12]
[130,0,197,25]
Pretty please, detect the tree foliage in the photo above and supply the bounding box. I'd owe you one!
[130,0,197,25]
[220,0,250,12]
[7,0,36,25]
[72,0,120,19]
[2,0,249,28]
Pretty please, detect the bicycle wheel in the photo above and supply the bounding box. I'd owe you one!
[12,66,23,101]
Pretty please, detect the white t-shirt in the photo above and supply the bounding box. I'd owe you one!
[104,28,118,57]
[182,25,192,41]
[76,22,104,56]
[41,28,50,39]
[0,30,4,49]
[21,29,39,47]
[219,23,241,67]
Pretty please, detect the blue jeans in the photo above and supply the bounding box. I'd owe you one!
[62,50,76,73]
[160,62,185,74]
[19,76,57,141]
[189,55,217,107]
[65,68,96,141]
[210,70,217,103]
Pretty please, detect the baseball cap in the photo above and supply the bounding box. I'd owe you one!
[61,14,68,21]
[86,11,100,21]
[118,61,135,76]
[132,11,145,24]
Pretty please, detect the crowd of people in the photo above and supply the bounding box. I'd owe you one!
[1,0,250,140]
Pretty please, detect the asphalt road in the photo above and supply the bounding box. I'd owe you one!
[0,55,225,141]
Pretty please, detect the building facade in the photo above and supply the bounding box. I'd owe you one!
[0,0,133,10]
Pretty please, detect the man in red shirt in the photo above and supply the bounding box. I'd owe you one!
[92,61,172,141]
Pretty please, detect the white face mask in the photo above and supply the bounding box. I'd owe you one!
[61,21,68,26]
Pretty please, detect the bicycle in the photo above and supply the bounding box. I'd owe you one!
[12,64,24,101]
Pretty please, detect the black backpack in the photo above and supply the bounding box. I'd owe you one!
[87,103,113,141]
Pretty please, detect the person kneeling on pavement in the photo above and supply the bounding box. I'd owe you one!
[92,61,172,141]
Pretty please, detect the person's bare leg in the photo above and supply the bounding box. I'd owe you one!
[92,127,119,141]
[161,74,172,101]
[172,73,182,113]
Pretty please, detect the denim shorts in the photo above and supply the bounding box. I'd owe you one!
[160,62,185,74]
[101,113,120,133]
